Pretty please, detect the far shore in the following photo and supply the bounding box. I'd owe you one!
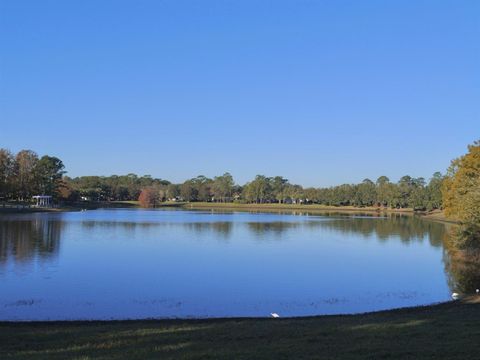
[181,202,457,224]
[0,201,457,224]
[185,201,417,213]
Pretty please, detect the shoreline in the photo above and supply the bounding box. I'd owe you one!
[0,298,467,323]
[0,201,457,224]
[183,201,415,213]
[0,201,139,214]
[182,202,457,224]
[1,299,479,359]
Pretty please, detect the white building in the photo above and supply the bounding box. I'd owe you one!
[32,195,52,207]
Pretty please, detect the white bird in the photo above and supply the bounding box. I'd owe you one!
[452,292,460,300]
[270,312,280,318]
[476,289,479,294]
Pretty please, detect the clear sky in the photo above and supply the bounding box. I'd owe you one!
[0,0,478,187]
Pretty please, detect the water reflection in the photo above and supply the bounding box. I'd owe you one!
[0,210,464,319]
[443,227,480,294]
[318,216,445,246]
[0,212,448,265]
[246,221,301,237]
[184,222,234,239]
[0,217,62,265]
[75,213,447,245]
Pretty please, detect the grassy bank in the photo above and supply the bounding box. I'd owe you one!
[422,209,458,224]
[1,300,479,359]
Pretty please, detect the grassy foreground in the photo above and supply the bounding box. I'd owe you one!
[1,300,480,360]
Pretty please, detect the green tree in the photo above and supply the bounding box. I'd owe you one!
[376,176,390,206]
[167,184,180,200]
[212,172,234,202]
[425,172,443,211]
[354,179,376,206]
[193,175,213,202]
[271,176,289,203]
[181,180,198,201]
[243,175,271,203]
[397,175,415,208]
[14,150,39,200]
[35,156,66,199]
[376,176,390,186]
[0,149,15,201]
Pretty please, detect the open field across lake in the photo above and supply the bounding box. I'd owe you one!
[1,299,480,360]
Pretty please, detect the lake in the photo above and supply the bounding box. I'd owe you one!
[0,209,458,320]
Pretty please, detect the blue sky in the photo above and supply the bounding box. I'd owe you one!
[0,0,478,187]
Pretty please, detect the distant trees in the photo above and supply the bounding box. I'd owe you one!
[426,172,444,211]
[2,147,459,215]
[166,184,180,200]
[376,176,391,206]
[65,168,455,212]
[15,150,39,200]
[271,176,289,203]
[212,172,234,202]
[36,156,66,199]
[0,149,15,200]
[64,174,170,202]
[211,173,445,209]
[443,141,480,244]
[195,176,213,201]
[353,179,376,207]
[138,187,160,208]
[0,149,66,202]
[243,175,271,203]
[180,180,197,201]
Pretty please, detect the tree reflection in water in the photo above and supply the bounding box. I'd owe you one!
[0,213,449,263]
[0,216,63,265]
[443,226,480,294]
[2,211,475,296]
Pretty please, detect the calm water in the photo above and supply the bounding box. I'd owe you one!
[0,209,455,320]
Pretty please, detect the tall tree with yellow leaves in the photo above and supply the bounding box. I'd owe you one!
[442,141,480,244]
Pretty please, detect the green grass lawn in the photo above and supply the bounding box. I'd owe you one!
[1,300,479,360]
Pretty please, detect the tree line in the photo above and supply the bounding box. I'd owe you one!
[137,172,444,211]
[0,148,444,210]
[0,149,65,202]
[2,142,478,237]
[63,174,170,202]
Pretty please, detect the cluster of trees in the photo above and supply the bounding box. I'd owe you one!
[442,140,480,244]
[0,149,65,201]
[240,174,444,210]
[137,172,444,211]
[63,174,170,202]
[138,173,238,207]
[5,141,479,231]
